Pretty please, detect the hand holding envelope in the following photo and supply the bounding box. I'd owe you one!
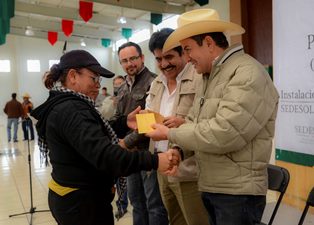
[127,106,141,130]
[136,110,165,134]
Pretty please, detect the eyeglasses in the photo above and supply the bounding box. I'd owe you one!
[75,69,102,84]
[89,75,102,84]
[120,55,141,65]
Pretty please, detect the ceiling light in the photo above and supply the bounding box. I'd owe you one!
[80,38,86,47]
[117,16,127,24]
[25,26,34,36]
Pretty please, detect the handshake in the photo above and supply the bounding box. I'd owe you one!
[157,148,181,176]
[124,106,182,175]
[119,138,181,176]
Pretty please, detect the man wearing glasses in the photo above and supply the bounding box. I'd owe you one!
[110,42,168,225]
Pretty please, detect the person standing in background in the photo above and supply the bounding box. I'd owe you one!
[111,42,168,225]
[21,93,35,141]
[100,75,125,120]
[3,93,24,142]
[95,86,111,108]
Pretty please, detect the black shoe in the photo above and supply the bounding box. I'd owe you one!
[114,209,127,219]
[13,140,18,143]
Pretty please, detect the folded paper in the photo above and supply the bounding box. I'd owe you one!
[136,111,165,134]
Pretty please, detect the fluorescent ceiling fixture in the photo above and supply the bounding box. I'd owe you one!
[0,60,11,72]
[130,29,150,44]
[117,16,127,24]
[154,15,179,32]
[49,60,60,69]
[25,26,34,36]
[80,39,86,47]
[27,60,41,72]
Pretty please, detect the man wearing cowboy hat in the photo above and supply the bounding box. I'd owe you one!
[146,8,279,225]
[22,93,35,141]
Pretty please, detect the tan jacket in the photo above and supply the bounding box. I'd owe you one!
[168,44,279,195]
[148,63,201,182]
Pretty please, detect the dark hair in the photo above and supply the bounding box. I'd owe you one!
[149,28,182,55]
[118,42,142,56]
[102,87,107,91]
[12,93,17,99]
[191,32,229,49]
[44,64,82,89]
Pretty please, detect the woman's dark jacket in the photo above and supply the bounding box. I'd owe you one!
[31,91,158,193]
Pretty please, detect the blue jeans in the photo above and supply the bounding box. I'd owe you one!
[22,118,34,140]
[7,118,19,142]
[201,192,266,225]
[127,170,168,225]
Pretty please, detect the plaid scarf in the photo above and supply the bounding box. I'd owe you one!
[38,86,127,219]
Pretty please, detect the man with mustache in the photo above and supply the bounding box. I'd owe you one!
[111,42,168,225]
[145,28,210,225]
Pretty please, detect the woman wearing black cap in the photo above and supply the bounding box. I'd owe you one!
[31,50,178,225]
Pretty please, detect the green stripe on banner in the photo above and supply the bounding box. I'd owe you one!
[0,0,9,20]
[9,0,15,18]
[0,33,6,45]
[0,19,10,35]
[276,148,314,167]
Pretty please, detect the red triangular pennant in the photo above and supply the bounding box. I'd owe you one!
[79,1,93,22]
[62,19,74,37]
[48,31,58,46]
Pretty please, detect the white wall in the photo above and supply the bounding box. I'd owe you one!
[0,35,158,116]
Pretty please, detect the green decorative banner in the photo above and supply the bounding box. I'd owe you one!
[101,38,111,47]
[150,13,162,25]
[9,0,15,18]
[122,28,132,39]
[0,33,6,45]
[0,0,14,45]
[195,0,209,6]
[0,19,10,35]
[276,148,314,167]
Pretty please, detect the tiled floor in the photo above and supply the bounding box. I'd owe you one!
[0,115,313,225]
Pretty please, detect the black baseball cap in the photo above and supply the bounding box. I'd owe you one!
[59,50,115,78]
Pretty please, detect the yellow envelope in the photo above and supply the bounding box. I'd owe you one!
[136,113,156,134]
[136,111,165,134]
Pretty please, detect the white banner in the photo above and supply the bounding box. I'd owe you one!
[273,0,314,155]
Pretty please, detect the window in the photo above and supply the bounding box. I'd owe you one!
[114,39,127,52]
[130,29,150,44]
[0,60,11,72]
[49,60,60,69]
[154,15,179,31]
[114,28,151,52]
[27,60,41,72]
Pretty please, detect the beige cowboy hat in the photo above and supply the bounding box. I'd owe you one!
[22,93,31,98]
[163,8,245,52]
